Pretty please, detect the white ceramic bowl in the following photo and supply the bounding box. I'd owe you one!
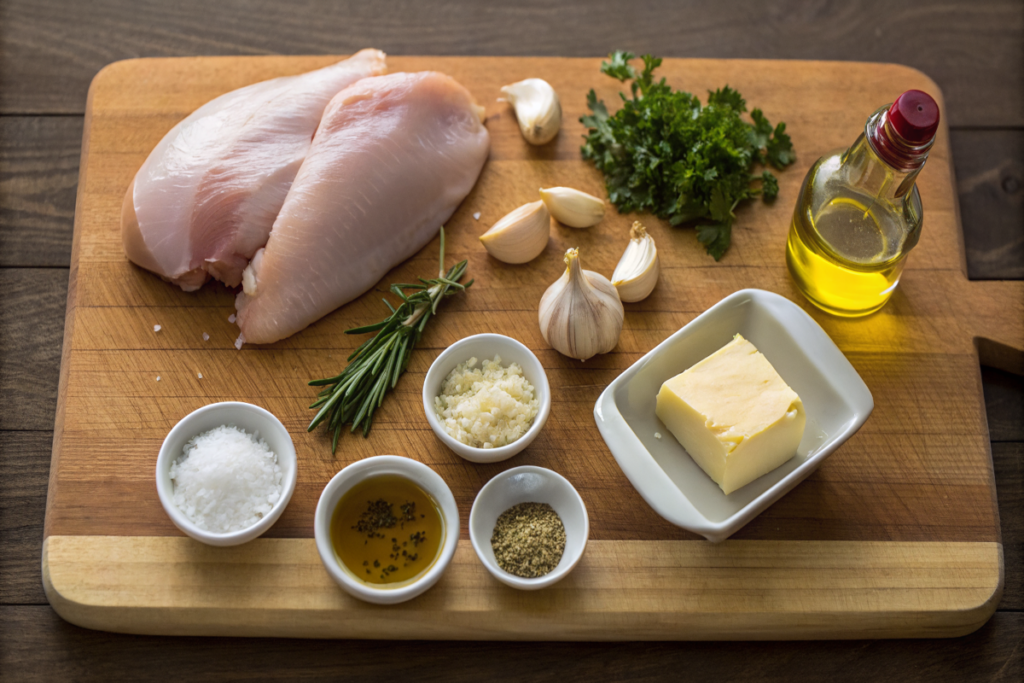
[313,455,459,605]
[594,289,874,543]
[422,333,551,463]
[469,466,589,590]
[155,401,298,547]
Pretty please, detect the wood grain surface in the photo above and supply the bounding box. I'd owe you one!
[0,118,82,267]
[36,54,1021,639]
[2,0,1022,678]
[0,269,69,430]
[2,606,1020,682]
[2,0,1021,127]
[951,131,1024,279]
[41,536,1002,640]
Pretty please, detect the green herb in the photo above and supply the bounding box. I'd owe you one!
[352,498,398,539]
[581,51,795,260]
[307,228,472,448]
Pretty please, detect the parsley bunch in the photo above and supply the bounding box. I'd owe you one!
[581,51,795,260]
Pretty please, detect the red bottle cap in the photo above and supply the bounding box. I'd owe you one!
[887,90,939,144]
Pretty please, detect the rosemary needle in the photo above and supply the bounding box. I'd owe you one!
[307,228,472,449]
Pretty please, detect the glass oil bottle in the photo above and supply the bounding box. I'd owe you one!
[786,90,940,317]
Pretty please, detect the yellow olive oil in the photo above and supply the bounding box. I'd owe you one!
[786,188,911,317]
[330,474,444,586]
[787,93,938,317]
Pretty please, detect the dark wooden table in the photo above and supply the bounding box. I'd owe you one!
[1,1,1021,679]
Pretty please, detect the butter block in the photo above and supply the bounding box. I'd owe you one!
[655,334,805,495]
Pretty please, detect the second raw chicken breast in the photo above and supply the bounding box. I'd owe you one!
[122,50,387,291]
[235,72,490,345]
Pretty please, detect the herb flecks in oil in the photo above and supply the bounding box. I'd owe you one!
[351,499,431,578]
[353,499,398,538]
[491,502,566,578]
[331,474,444,586]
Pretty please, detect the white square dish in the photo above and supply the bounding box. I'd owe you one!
[594,289,873,542]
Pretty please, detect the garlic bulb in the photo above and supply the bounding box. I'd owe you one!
[539,187,605,228]
[479,201,550,264]
[539,248,624,361]
[612,222,660,302]
[500,78,561,145]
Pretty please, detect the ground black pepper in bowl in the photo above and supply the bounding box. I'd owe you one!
[490,502,566,578]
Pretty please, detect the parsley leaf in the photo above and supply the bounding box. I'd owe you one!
[766,122,794,167]
[748,109,774,152]
[581,52,796,260]
[600,50,637,82]
[697,222,732,261]
[759,171,780,200]
[708,86,747,114]
[708,186,734,223]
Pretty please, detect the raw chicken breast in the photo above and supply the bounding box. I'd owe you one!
[121,49,387,290]
[235,71,490,345]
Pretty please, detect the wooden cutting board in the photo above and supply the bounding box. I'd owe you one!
[43,56,1023,640]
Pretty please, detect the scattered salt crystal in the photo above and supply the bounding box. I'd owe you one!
[156,376,161,382]
[197,372,203,379]
[202,332,210,341]
[169,425,283,533]
[228,313,236,323]
[654,432,662,439]
[473,212,481,220]
[153,324,162,332]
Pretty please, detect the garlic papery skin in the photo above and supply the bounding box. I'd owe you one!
[612,221,660,302]
[539,248,624,361]
[479,201,551,264]
[539,187,605,228]
[500,78,561,145]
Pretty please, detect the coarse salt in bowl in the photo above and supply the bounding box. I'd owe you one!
[423,334,551,463]
[156,402,297,547]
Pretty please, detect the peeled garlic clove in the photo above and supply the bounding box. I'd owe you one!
[480,201,550,264]
[539,248,624,361]
[501,78,561,145]
[539,187,605,228]
[612,222,660,302]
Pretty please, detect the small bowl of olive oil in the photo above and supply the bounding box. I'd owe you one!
[314,455,459,605]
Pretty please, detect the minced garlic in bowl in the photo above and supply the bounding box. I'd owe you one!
[433,355,539,449]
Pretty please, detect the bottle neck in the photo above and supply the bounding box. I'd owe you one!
[867,105,935,171]
[843,106,932,200]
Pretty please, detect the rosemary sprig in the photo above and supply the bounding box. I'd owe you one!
[307,228,472,449]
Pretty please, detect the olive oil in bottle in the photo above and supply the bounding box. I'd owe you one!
[786,90,939,317]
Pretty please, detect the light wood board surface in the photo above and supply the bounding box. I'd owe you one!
[43,55,1023,639]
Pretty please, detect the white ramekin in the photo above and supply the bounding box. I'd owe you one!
[422,333,551,463]
[469,465,589,590]
[155,401,297,547]
[313,455,460,605]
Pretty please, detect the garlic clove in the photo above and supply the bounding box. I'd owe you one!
[539,247,624,361]
[539,187,605,228]
[500,78,561,146]
[479,200,551,264]
[612,221,660,302]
